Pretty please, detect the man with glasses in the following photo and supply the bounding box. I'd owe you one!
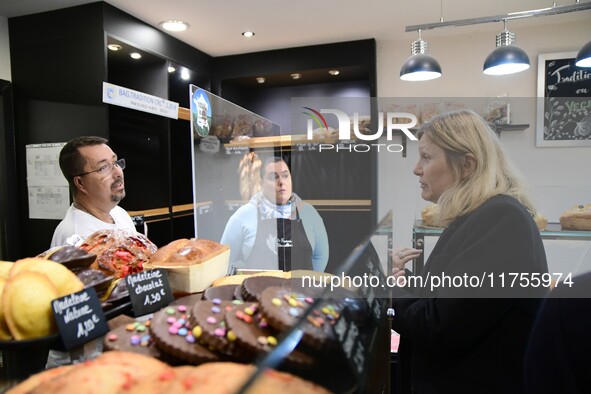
[50,136,136,247]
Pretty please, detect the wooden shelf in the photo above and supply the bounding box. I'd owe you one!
[223,134,343,149]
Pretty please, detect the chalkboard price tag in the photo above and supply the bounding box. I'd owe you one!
[52,287,109,350]
[333,308,368,380]
[125,269,174,316]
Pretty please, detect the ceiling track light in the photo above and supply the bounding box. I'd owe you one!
[403,1,591,78]
[400,30,442,81]
[483,21,530,75]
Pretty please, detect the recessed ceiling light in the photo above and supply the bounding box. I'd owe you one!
[168,66,177,73]
[242,31,255,38]
[291,73,302,80]
[181,69,190,80]
[256,77,266,84]
[159,20,189,32]
[107,44,122,51]
[329,70,340,76]
[130,52,142,60]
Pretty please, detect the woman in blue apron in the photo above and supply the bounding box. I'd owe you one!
[221,157,329,273]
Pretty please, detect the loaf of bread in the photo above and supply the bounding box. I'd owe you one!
[149,239,228,267]
[421,204,442,227]
[560,204,591,230]
[80,229,157,278]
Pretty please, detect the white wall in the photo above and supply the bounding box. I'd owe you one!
[376,19,591,269]
[0,16,11,81]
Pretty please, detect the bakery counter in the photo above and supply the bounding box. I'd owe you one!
[412,220,591,274]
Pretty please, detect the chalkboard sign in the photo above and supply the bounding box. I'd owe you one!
[52,288,109,350]
[333,308,370,383]
[125,269,174,316]
[536,52,591,147]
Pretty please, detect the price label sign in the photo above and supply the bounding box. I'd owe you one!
[52,288,109,350]
[333,309,368,380]
[125,269,174,316]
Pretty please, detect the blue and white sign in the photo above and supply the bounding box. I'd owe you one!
[190,87,212,137]
[102,82,179,119]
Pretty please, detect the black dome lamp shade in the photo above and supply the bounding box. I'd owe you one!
[575,40,591,68]
[483,21,530,75]
[400,30,442,81]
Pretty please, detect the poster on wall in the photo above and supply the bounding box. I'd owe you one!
[26,143,70,219]
[536,51,591,147]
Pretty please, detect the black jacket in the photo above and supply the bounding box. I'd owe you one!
[392,194,548,394]
[524,272,591,394]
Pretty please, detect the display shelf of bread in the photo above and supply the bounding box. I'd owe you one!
[560,204,591,231]
[145,239,230,293]
[420,204,550,231]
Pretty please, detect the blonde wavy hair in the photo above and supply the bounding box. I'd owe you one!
[418,109,536,225]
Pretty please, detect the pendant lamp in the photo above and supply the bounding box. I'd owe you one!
[575,40,591,68]
[483,21,530,75]
[400,30,442,81]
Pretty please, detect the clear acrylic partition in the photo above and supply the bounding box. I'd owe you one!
[189,85,281,242]
[235,211,393,394]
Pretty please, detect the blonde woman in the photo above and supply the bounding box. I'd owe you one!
[390,110,548,393]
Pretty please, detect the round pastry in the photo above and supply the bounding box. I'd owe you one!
[533,212,548,231]
[72,267,113,297]
[241,276,289,302]
[38,245,96,269]
[161,362,331,394]
[27,351,172,394]
[202,284,239,301]
[103,319,160,358]
[9,257,84,297]
[421,204,442,227]
[0,276,12,339]
[79,229,157,278]
[560,204,591,230]
[189,299,246,360]
[3,271,58,339]
[224,301,315,368]
[211,270,290,287]
[258,286,342,351]
[150,304,220,365]
[5,365,76,394]
[0,260,12,279]
[233,284,244,301]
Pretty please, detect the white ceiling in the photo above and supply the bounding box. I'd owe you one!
[1,0,589,57]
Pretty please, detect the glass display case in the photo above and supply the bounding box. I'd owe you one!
[412,220,591,276]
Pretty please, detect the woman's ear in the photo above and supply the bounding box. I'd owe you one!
[461,153,476,179]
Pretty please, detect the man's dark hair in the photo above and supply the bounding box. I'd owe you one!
[60,136,108,193]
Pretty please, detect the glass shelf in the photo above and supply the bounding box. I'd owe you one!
[413,220,591,240]
[412,220,591,273]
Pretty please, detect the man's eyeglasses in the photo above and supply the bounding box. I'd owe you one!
[74,158,126,177]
